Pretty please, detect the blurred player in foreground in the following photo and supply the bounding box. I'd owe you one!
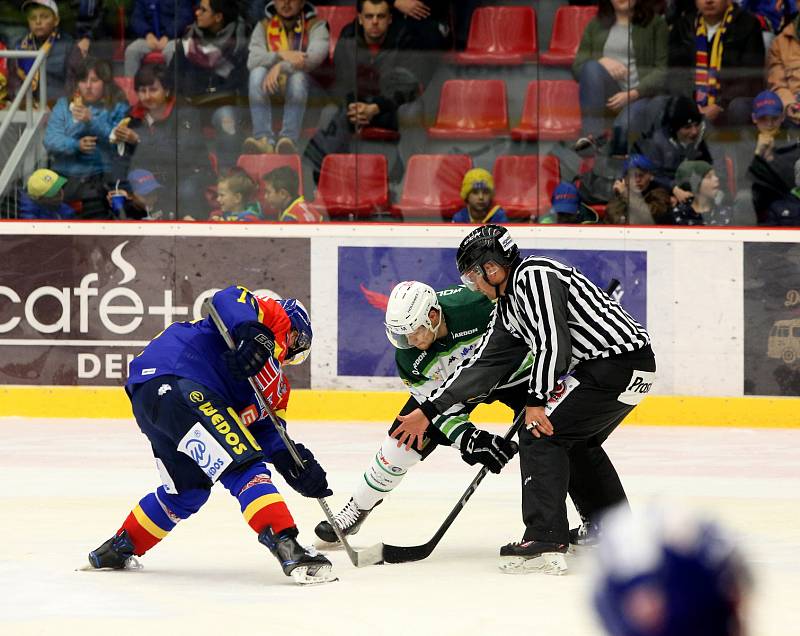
[87,286,336,585]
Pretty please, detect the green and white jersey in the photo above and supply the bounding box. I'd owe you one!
[395,285,533,446]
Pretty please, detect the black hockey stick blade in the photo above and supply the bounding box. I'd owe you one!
[381,413,525,564]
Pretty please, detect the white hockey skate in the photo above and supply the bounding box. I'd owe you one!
[498,540,568,576]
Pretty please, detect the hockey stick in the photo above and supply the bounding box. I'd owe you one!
[381,277,622,564]
[204,299,384,568]
[381,410,525,564]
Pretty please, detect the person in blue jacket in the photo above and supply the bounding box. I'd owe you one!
[43,56,129,219]
[452,168,508,224]
[86,285,337,585]
[124,0,194,77]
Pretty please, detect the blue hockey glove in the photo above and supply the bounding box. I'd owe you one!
[223,321,275,381]
[272,444,333,498]
[459,427,518,474]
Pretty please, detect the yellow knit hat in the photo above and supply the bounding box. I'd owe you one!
[460,168,494,200]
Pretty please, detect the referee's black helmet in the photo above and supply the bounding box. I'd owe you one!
[456,224,520,275]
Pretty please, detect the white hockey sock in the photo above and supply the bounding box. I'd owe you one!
[352,435,422,510]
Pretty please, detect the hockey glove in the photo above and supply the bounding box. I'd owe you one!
[459,428,518,474]
[223,321,275,381]
[272,444,333,498]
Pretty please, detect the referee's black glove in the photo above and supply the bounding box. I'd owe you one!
[459,428,518,474]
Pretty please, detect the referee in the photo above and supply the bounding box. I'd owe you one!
[393,225,656,574]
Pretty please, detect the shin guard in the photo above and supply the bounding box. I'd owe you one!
[221,462,294,535]
[353,435,422,510]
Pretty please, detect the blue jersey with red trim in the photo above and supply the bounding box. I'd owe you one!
[127,285,294,424]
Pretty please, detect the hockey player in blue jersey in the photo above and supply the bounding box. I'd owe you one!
[87,285,337,585]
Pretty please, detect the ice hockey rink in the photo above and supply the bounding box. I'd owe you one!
[1,418,798,636]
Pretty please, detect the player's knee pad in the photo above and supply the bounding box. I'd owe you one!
[157,485,210,519]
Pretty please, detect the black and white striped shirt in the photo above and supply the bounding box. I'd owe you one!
[422,256,651,415]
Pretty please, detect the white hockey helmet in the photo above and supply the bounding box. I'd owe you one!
[384,281,441,349]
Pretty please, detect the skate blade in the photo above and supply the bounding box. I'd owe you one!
[76,556,143,572]
[498,552,568,576]
[290,564,338,585]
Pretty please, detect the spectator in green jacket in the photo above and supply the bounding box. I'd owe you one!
[573,0,668,156]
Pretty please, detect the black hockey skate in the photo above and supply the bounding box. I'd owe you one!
[498,540,568,575]
[87,530,140,570]
[569,520,601,551]
[314,497,379,543]
[259,526,337,585]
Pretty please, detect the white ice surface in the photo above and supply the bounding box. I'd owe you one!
[0,419,798,636]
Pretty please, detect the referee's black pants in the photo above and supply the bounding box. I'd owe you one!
[519,346,656,544]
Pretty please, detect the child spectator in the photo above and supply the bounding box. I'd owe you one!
[108,169,169,220]
[671,160,733,225]
[539,182,599,224]
[212,168,265,221]
[43,56,129,219]
[605,154,671,224]
[752,90,788,161]
[124,0,194,77]
[19,168,75,219]
[262,165,322,222]
[10,0,75,102]
[451,168,508,224]
[243,0,329,155]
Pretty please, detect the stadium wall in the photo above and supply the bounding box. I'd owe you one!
[0,222,798,427]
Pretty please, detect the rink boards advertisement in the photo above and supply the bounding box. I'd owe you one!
[743,242,800,397]
[0,234,311,388]
[336,246,647,377]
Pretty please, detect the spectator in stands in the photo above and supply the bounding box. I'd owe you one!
[9,0,75,102]
[70,0,111,61]
[751,90,789,161]
[668,0,764,131]
[124,0,194,77]
[605,153,671,224]
[451,168,508,224]
[304,0,421,183]
[634,95,714,203]
[573,0,668,156]
[43,56,128,219]
[121,63,215,220]
[242,1,329,156]
[262,165,323,221]
[670,160,733,224]
[168,0,249,171]
[211,167,265,221]
[19,167,75,219]
[119,168,169,219]
[539,182,600,224]
[761,156,800,224]
[740,0,798,49]
[392,0,450,51]
[0,39,8,107]
[766,10,800,131]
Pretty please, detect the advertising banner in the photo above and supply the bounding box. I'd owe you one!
[744,242,800,396]
[337,246,647,377]
[0,235,311,387]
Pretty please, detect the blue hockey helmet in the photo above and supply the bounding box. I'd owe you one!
[593,504,751,636]
[276,298,312,365]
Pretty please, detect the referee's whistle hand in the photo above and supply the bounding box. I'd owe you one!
[526,406,554,438]
[393,409,429,451]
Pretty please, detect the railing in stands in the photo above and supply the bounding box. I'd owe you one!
[0,48,50,217]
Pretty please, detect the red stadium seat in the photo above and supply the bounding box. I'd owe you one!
[315,5,357,61]
[540,6,598,67]
[113,76,137,106]
[393,154,472,220]
[314,154,388,219]
[428,80,509,139]
[511,80,581,141]
[454,6,538,65]
[142,50,166,66]
[493,155,560,220]
[236,154,303,214]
